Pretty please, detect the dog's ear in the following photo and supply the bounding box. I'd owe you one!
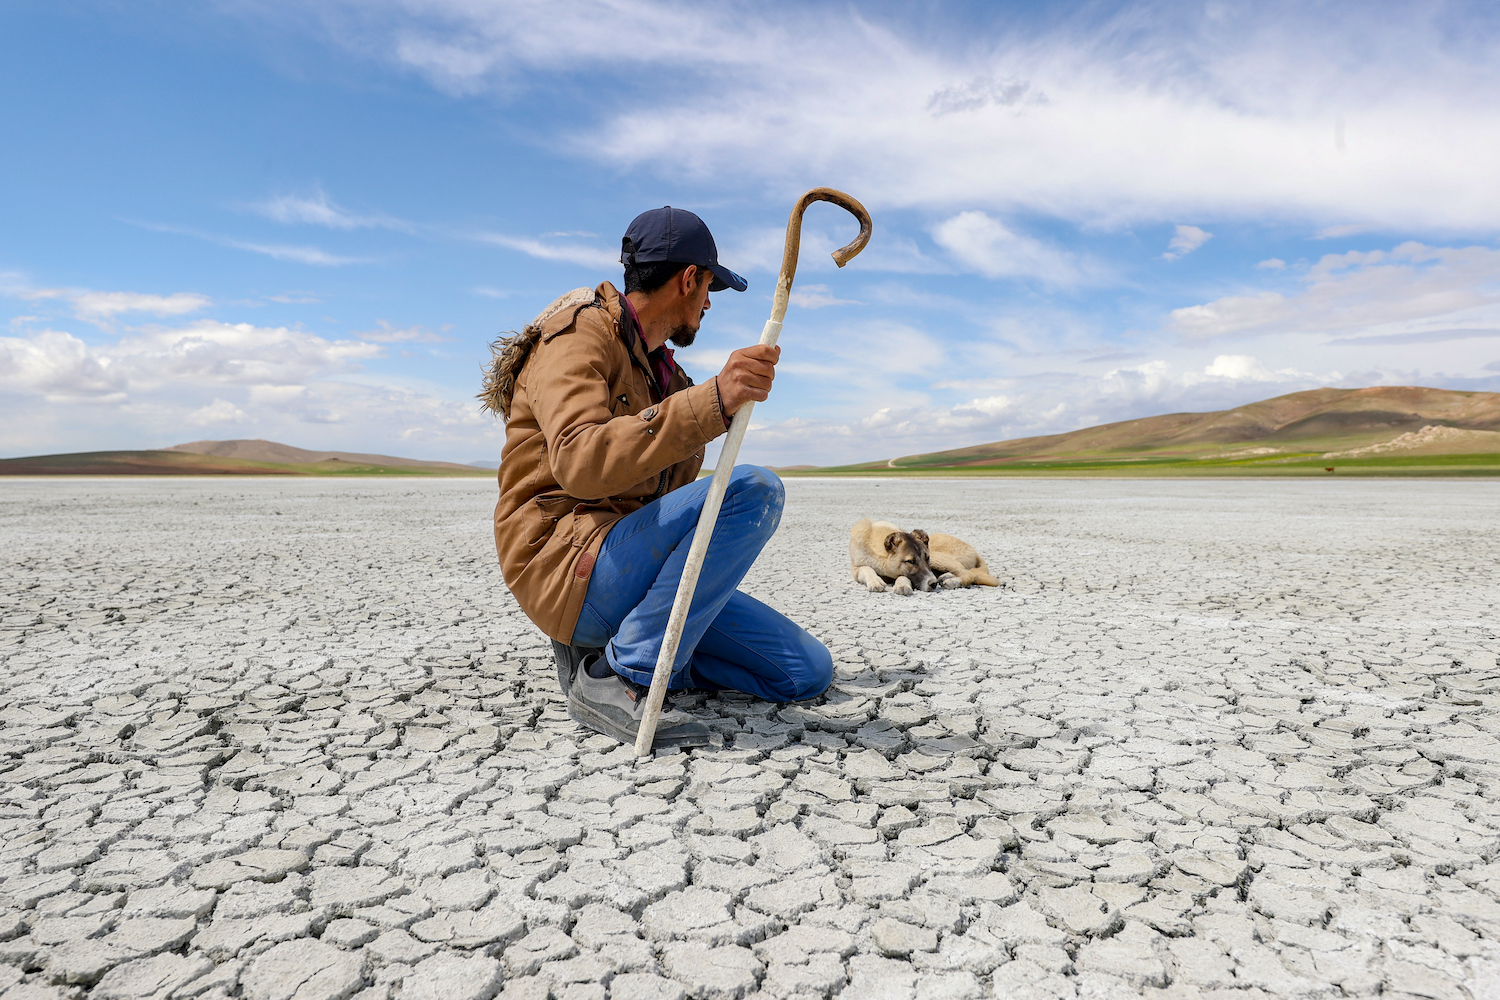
[912,530,929,547]
[883,532,901,553]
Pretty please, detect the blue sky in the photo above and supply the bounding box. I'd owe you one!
[4,0,1500,466]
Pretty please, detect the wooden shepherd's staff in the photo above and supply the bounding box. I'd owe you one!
[634,187,873,756]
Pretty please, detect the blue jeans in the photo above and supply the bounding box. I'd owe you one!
[571,465,832,702]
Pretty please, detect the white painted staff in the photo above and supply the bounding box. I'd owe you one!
[634,187,873,756]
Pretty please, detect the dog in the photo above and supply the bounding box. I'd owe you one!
[849,517,1001,595]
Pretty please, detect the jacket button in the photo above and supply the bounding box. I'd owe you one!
[646,428,655,435]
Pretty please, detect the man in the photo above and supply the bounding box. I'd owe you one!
[483,206,833,748]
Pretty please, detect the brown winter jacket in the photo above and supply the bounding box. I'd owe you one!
[494,282,727,643]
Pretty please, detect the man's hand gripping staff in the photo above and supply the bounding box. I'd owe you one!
[634,188,873,755]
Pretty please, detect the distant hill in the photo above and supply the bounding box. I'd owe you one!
[828,386,1500,476]
[168,439,481,472]
[0,439,492,476]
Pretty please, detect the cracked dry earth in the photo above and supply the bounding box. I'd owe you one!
[2,478,1499,1000]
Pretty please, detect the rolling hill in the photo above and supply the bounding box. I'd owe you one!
[828,386,1500,476]
[167,439,485,472]
[0,439,493,476]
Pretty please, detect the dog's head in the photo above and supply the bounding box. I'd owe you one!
[884,529,937,592]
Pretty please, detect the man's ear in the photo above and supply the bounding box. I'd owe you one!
[912,530,930,547]
[884,532,901,553]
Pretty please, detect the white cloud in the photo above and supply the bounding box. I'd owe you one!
[0,318,505,460]
[931,212,1097,286]
[281,2,1500,231]
[1170,241,1500,339]
[1255,258,1286,270]
[789,284,859,309]
[0,321,381,402]
[190,399,249,425]
[1325,327,1500,347]
[736,354,1347,466]
[354,321,447,343]
[722,225,944,279]
[254,189,407,230]
[477,233,619,269]
[223,239,369,266]
[1163,225,1212,261]
[130,221,371,266]
[0,329,123,402]
[927,75,1047,116]
[9,285,210,325]
[71,291,210,321]
[1203,354,1318,381]
[1315,224,1375,240]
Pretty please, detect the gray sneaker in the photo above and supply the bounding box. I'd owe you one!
[551,640,604,695]
[566,655,712,749]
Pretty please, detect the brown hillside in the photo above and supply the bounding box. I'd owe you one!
[168,439,479,472]
[0,441,492,476]
[890,387,1500,467]
[0,450,300,476]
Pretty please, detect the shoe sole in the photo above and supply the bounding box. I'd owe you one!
[566,701,712,750]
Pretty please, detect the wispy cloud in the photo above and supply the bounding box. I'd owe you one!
[1163,225,1212,261]
[1170,242,1500,339]
[476,233,619,269]
[292,2,1500,231]
[789,284,859,309]
[6,282,211,325]
[221,239,369,266]
[130,220,371,266]
[931,212,1101,286]
[354,320,448,343]
[253,189,410,231]
[1325,327,1500,347]
[926,75,1047,117]
[1315,224,1375,240]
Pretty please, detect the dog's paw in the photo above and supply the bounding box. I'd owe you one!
[893,577,913,596]
[939,572,962,589]
[865,580,887,593]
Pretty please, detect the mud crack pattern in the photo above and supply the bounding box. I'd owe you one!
[2,477,1499,1000]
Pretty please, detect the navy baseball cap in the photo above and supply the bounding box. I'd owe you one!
[620,206,748,293]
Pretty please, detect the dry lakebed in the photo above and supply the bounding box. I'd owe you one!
[1,476,1498,1000]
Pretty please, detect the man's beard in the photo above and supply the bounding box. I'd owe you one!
[668,324,697,348]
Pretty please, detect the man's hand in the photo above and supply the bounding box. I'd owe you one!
[716,344,780,416]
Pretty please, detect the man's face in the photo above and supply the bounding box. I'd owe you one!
[668,266,712,348]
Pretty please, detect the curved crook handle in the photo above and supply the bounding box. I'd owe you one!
[767,187,873,332]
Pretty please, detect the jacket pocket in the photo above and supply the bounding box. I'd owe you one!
[529,493,575,546]
[570,503,629,548]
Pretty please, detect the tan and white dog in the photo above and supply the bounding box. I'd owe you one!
[850,517,1001,595]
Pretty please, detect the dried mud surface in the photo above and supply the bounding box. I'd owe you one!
[2,477,1498,1000]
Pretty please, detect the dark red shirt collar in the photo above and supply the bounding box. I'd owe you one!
[619,294,677,396]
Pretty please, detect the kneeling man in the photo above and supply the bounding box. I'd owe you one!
[484,206,833,748]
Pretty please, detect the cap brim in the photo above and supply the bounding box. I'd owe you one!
[707,263,748,293]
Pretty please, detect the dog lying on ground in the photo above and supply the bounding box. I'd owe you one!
[849,517,1001,595]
